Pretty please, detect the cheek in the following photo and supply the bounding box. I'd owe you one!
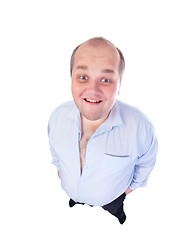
[71,82,84,99]
[71,80,79,93]
[71,83,78,99]
[105,86,119,100]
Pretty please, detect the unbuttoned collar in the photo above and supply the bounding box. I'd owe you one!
[96,101,125,135]
[67,100,125,134]
[67,102,81,132]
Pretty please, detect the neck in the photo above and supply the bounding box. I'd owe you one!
[80,114,108,137]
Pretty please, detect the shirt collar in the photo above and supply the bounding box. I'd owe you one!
[96,101,125,134]
[67,102,81,132]
[67,100,125,134]
[104,101,125,128]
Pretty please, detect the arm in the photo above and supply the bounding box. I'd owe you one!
[58,170,60,179]
[48,112,60,170]
[129,126,158,191]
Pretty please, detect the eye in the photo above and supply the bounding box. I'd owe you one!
[80,75,88,80]
[101,78,110,83]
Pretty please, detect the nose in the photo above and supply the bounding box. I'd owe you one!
[86,79,100,93]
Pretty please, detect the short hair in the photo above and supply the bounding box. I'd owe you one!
[70,37,125,80]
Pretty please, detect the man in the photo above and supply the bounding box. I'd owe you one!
[48,37,158,224]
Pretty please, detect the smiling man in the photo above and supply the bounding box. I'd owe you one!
[48,37,158,224]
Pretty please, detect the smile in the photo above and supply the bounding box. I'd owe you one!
[84,98,102,103]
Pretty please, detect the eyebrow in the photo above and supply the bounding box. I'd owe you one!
[101,69,115,74]
[76,65,88,70]
[76,65,115,74]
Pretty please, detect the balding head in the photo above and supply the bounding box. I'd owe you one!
[70,37,125,81]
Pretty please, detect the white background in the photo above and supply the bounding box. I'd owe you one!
[0,0,184,239]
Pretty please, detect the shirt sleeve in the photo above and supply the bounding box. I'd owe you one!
[48,115,60,170]
[129,126,158,191]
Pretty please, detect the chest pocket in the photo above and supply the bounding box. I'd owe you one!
[100,153,132,178]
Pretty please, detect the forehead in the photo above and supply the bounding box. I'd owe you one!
[73,42,120,70]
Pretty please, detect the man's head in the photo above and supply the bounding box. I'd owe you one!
[70,37,125,80]
[71,37,125,122]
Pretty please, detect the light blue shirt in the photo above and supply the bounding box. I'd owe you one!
[48,100,158,206]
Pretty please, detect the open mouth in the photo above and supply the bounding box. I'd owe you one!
[84,98,102,103]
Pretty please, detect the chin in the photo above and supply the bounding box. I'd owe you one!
[84,116,101,121]
[82,113,103,121]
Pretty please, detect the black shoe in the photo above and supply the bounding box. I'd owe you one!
[69,199,76,207]
[118,214,126,224]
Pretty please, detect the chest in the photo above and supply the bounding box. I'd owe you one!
[79,134,92,172]
[52,124,140,175]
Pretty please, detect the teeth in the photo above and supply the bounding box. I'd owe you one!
[85,98,101,103]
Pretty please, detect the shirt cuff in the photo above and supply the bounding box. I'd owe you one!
[129,179,148,191]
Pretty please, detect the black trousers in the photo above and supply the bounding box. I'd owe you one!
[69,192,127,224]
